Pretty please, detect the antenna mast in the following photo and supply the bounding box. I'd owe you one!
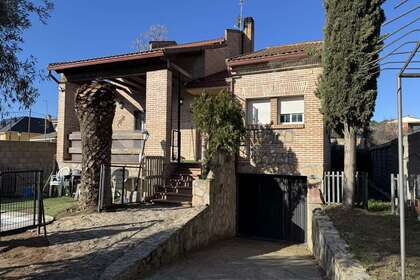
[239,0,245,30]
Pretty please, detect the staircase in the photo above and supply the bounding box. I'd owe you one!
[152,163,202,206]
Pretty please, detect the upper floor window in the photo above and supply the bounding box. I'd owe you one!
[247,99,271,125]
[134,110,145,131]
[279,96,304,124]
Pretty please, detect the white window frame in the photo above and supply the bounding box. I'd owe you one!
[278,96,304,124]
[247,99,272,126]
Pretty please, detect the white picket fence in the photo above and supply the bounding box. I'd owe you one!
[322,171,369,206]
[390,174,420,215]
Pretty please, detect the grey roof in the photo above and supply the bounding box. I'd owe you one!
[0,116,55,134]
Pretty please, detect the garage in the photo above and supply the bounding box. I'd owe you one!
[237,174,307,243]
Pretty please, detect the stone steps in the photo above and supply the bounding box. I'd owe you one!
[152,163,201,206]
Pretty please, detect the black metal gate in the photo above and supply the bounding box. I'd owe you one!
[237,174,307,243]
[0,170,46,236]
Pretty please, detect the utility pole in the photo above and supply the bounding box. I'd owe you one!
[28,109,31,140]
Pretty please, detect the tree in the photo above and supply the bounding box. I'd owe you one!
[0,0,53,114]
[133,24,169,51]
[75,81,116,211]
[191,91,246,176]
[317,0,385,207]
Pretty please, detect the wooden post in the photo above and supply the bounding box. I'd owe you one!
[391,173,396,215]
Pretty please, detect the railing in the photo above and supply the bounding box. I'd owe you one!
[322,171,369,207]
[0,170,46,236]
[98,156,165,210]
[390,173,420,215]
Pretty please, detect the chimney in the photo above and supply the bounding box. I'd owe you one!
[149,41,177,50]
[243,17,254,54]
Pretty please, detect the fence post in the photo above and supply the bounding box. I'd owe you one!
[121,166,125,205]
[391,174,396,215]
[364,173,369,209]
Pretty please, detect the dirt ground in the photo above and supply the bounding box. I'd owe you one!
[0,205,200,280]
[325,206,420,280]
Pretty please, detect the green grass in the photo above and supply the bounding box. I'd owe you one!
[368,199,392,212]
[43,197,78,218]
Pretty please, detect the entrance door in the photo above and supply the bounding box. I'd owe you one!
[237,174,307,243]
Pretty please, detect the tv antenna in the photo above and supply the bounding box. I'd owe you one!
[238,0,245,30]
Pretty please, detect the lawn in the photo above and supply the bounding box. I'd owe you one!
[325,203,420,280]
[43,197,78,218]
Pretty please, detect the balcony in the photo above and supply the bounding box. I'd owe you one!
[68,130,146,163]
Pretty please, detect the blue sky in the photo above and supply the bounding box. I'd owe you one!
[17,0,419,121]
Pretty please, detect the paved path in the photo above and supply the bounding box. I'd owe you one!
[145,238,324,280]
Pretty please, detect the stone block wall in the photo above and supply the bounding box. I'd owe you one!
[312,210,370,280]
[0,141,56,180]
[100,153,236,280]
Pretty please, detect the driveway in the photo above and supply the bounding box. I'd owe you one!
[145,238,325,280]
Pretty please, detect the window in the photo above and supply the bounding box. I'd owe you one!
[279,96,304,124]
[134,110,145,131]
[247,99,271,125]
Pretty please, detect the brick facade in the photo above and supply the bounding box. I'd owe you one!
[56,79,80,165]
[234,66,327,180]
[145,69,173,160]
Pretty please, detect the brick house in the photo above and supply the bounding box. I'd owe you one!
[49,18,328,244]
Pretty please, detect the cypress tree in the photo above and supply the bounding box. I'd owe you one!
[317,0,385,207]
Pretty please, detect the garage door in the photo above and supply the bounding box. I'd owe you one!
[237,174,307,243]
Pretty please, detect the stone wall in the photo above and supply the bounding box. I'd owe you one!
[99,153,236,279]
[0,141,56,179]
[312,209,370,280]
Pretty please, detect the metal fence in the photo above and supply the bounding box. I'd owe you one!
[0,170,46,236]
[98,156,165,210]
[322,171,369,207]
[390,174,420,215]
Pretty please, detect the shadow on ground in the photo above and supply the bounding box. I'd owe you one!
[144,238,324,280]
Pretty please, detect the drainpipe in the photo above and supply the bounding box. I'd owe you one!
[177,73,182,164]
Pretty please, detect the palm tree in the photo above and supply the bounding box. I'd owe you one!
[75,81,116,211]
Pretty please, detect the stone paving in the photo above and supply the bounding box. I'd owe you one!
[0,205,202,280]
[145,238,325,280]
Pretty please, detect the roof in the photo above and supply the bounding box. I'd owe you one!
[49,37,226,72]
[227,40,323,67]
[389,116,420,124]
[0,117,55,134]
[186,71,229,89]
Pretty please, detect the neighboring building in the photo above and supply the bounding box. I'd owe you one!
[49,18,327,244]
[0,116,55,141]
[370,130,420,195]
[388,115,420,134]
[29,131,57,143]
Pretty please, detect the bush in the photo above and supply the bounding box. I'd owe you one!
[191,91,246,174]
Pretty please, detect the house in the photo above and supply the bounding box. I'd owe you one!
[388,115,420,134]
[0,116,55,141]
[48,18,328,244]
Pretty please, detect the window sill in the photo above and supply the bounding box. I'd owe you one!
[272,124,305,129]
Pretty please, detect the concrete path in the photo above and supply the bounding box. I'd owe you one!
[145,238,324,280]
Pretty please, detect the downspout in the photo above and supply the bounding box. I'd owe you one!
[177,73,182,164]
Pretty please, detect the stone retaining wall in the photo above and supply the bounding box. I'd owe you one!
[312,209,370,280]
[100,153,236,279]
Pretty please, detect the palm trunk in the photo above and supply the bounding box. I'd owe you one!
[75,81,116,211]
[343,124,356,207]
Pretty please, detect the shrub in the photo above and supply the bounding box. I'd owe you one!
[191,91,246,174]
